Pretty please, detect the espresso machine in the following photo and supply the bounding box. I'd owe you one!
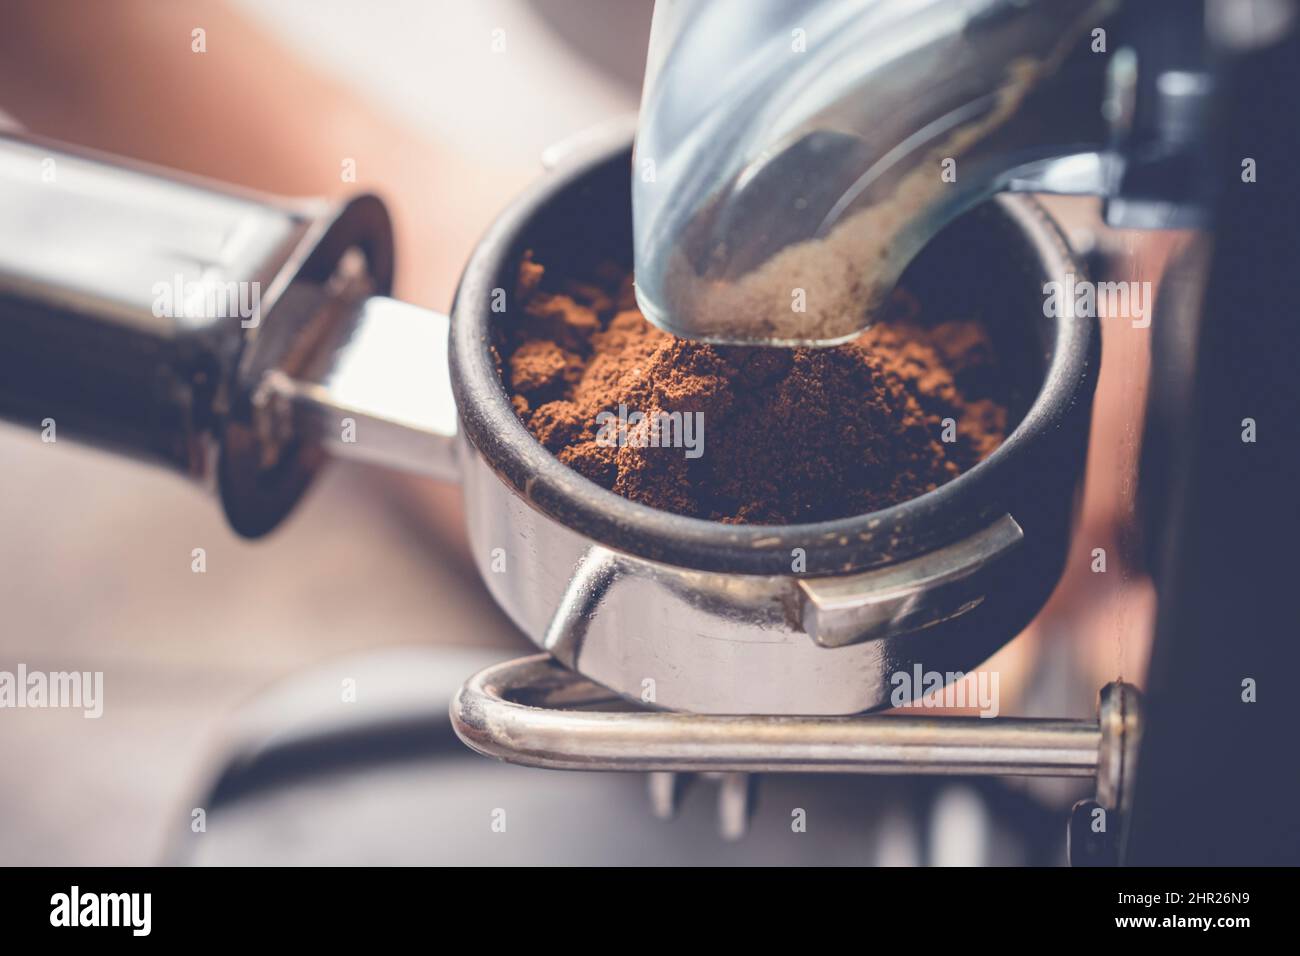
[1,0,1295,865]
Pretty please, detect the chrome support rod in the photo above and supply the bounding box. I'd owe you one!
[452,655,1122,779]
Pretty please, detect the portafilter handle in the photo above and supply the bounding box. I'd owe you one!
[0,130,459,536]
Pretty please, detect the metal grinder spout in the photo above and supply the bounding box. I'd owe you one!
[631,0,1125,346]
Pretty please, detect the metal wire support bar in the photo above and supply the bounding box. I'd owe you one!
[451,655,1138,781]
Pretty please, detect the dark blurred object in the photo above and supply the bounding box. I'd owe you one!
[1069,799,1120,867]
[1129,7,1300,865]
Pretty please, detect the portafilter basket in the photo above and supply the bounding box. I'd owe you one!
[449,135,1099,715]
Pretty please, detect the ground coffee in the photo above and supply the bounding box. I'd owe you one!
[497,252,1007,524]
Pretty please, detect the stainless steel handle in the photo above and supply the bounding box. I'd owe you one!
[0,131,321,473]
[0,131,458,534]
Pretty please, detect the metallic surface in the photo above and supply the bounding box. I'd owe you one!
[633,0,1217,345]
[452,136,1099,573]
[632,0,1118,344]
[452,654,1112,778]
[0,131,310,476]
[1095,681,1141,814]
[0,130,396,535]
[451,138,1095,713]
[797,513,1024,649]
[262,296,459,484]
[1067,682,1143,865]
[461,457,1048,713]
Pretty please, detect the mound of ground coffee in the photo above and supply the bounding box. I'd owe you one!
[497,252,1007,524]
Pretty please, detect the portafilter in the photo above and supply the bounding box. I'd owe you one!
[0,128,1134,853]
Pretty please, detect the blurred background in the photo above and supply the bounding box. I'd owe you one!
[0,0,1179,864]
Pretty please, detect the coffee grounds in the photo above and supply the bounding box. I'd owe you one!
[497,251,1007,524]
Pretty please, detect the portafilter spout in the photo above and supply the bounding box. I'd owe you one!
[631,0,1209,345]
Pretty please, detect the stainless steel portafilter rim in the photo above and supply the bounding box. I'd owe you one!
[450,137,1099,577]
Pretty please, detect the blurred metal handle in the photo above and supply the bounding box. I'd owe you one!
[0,131,463,535]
